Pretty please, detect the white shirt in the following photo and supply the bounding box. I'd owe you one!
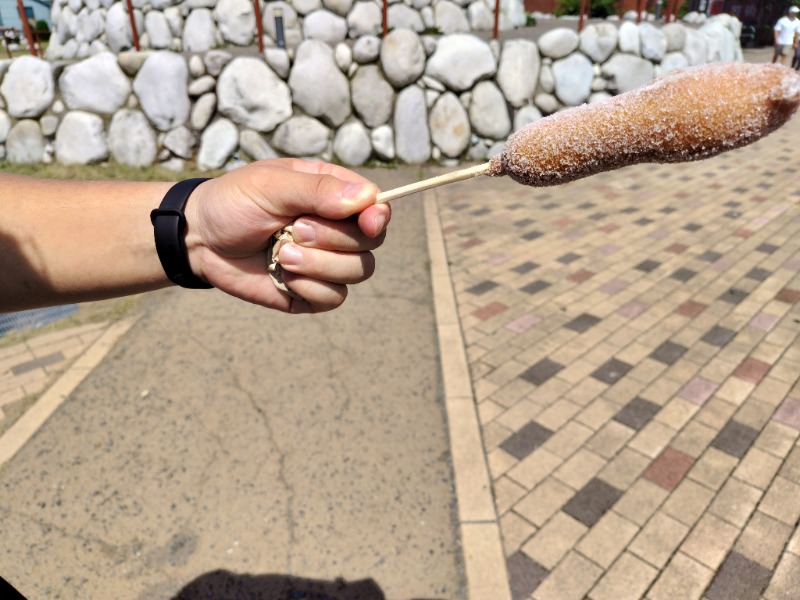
[775,16,800,45]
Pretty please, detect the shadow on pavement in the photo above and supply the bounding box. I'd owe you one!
[171,570,445,600]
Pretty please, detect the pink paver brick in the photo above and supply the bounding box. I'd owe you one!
[597,244,620,256]
[650,228,669,240]
[600,224,620,233]
[506,314,543,334]
[679,377,719,405]
[601,279,630,295]
[563,229,585,240]
[712,258,734,272]
[488,254,513,265]
[776,288,800,304]
[733,357,771,385]
[473,302,508,320]
[773,398,800,430]
[618,301,649,319]
[782,258,800,272]
[554,217,574,227]
[665,243,689,254]
[734,229,754,238]
[749,312,781,332]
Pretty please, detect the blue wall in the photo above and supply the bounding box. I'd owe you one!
[0,0,51,30]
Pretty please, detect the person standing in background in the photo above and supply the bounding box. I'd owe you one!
[774,6,800,65]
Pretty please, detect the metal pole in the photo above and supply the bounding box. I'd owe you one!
[578,0,589,31]
[124,0,140,51]
[253,0,264,52]
[15,0,37,57]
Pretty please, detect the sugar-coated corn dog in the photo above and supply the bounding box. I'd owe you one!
[486,62,800,187]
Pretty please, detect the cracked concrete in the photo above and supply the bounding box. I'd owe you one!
[0,169,464,599]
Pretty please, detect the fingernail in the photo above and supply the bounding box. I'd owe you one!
[343,183,371,203]
[374,214,386,234]
[279,243,302,266]
[292,220,316,244]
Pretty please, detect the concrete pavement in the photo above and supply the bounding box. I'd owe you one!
[0,168,465,599]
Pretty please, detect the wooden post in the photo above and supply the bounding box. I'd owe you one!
[578,0,589,31]
[15,0,37,57]
[493,0,500,38]
[124,0,140,51]
[382,0,388,36]
[253,0,264,52]
[636,0,644,23]
[671,0,681,21]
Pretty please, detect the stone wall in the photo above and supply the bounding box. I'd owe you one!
[45,0,528,60]
[0,15,742,170]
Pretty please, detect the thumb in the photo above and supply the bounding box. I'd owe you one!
[249,164,379,221]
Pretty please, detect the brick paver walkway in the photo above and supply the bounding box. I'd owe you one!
[436,105,800,597]
[0,323,109,428]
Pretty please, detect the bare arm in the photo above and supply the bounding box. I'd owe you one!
[0,159,390,314]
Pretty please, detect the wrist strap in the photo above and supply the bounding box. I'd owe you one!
[150,178,213,289]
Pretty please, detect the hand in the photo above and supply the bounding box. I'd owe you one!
[184,159,390,313]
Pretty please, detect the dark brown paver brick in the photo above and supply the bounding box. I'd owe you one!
[643,447,695,491]
[520,280,551,295]
[649,341,688,366]
[591,359,633,385]
[718,288,749,305]
[670,268,697,282]
[698,250,723,262]
[512,261,539,274]
[562,478,623,527]
[665,243,689,254]
[635,260,661,273]
[745,267,772,281]
[466,280,499,295]
[705,551,772,600]
[702,326,737,347]
[614,397,661,431]
[500,421,554,460]
[10,351,66,376]
[520,358,564,386]
[557,252,581,264]
[711,420,760,459]
[507,551,549,600]
[564,314,602,333]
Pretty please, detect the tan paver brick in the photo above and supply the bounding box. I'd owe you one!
[499,510,536,557]
[613,478,669,526]
[588,552,658,600]
[647,552,714,600]
[522,512,588,570]
[670,420,718,458]
[585,420,635,459]
[628,420,677,459]
[695,397,738,430]
[575,511,639,569]
[576,397,620,430]
[533,551,603,600]
[553,448,607,490]
[629,511,690,569]
[513,477,576,527]
[599,447,651,490]
[655,398,699,431]
[494,398,542,431]
[734,446,783,490]
[764,552,800,600]
[542,420,594,459]
[735,511,793,570]
[507,448,563,489]
[535,398,582,430]
[710,477,762,528]
[661,478,716,528]
[487,447,517,480]
[494,475,529,516]
[734,397,777,431]
[680,513,739,571]
[687,447,739,491]
[759,476,800,527]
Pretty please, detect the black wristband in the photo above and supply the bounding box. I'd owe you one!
[150,178,213,289]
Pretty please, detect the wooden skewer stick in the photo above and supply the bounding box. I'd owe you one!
[375,162,492,204]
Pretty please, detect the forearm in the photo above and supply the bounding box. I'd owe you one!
[0,174,174,311]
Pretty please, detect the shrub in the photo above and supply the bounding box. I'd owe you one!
[555,0,619,19]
